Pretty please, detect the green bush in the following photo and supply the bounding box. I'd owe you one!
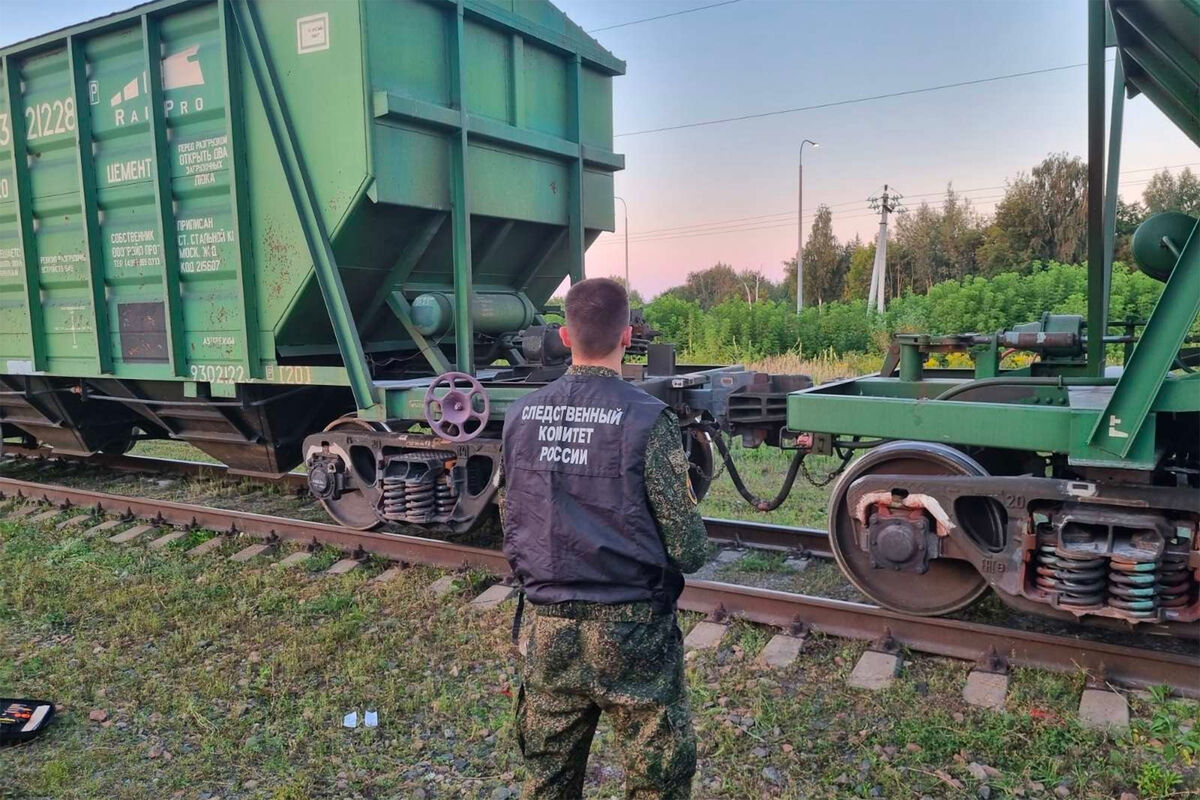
[643,262,1167,363]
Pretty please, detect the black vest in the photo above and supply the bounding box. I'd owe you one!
[502,373,675,607]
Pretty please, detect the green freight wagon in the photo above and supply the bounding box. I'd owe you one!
[0,0,806,529]
[783,0,1199,635]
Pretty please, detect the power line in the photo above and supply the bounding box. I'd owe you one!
[587,0,743,33]
[893,162,1196,204]
[598,191,989,243]
[595,212,882,246]
[602,210,797,238]
[616,62,1097,138]
[595,175,1167,247]
[1119,162,1200,174]
[596,163,1197,245]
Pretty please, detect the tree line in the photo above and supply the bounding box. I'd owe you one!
[650,158,1198,310]
[642,261,1167,364]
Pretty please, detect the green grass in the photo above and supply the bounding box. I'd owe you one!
[699,440,838,530]
[129,439,219,464]
[730,551,793,574]
[2,513,1195,799]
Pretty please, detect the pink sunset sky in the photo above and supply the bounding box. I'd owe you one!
[558,0,1197,298]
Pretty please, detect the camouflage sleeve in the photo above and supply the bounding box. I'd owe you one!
[495,460,508,533]
[644,410,708,574]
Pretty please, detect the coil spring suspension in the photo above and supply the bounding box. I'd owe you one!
[1107,545,1194,616]
[381,475,438,523]
[1034,528,1106,608]
[381,475,407,519]
[378,452,456,525]
[1158,551,1191,609]
[1035,522,1197,619]
[1107,557,1159,617]
[435,473,457,516]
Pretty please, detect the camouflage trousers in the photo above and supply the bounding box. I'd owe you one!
[516,607,696,800]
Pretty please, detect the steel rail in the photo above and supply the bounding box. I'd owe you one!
[4,446,310,489]
[2,447,832,556]
[703,517,830,558]
[1,473,1194,697]
[0,474,511,573]
[678,582,1199,696]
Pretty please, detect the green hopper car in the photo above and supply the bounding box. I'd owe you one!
[7,0,1193,637]
[0,0,806,530]
[785,0,1199,635]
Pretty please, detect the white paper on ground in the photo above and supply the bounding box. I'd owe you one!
[22,704,51,732]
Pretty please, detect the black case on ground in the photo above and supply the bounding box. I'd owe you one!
[0,699,55,744]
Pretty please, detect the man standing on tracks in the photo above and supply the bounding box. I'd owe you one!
[500,277,708,800]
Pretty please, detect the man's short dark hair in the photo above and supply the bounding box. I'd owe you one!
[564,278,630,358]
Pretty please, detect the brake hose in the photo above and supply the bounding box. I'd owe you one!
[709,430,806,512]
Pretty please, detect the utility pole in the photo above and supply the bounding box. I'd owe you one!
[739,270,762,305]
[796,139,819,312]
[867,185,901,313]
[614,195,629,291]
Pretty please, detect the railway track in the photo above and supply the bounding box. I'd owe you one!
[0,446,833,557]
[1,468,1195,697]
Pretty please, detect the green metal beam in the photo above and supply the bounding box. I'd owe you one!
[372,91,460,129]
[1102,54,1125,309]
[448,1,474,373]
[1120,47,1200,148]
[790,393,1079,451]
[1086,0,1107,376]
[1,56,46,373]
[385,292,452,374]
[787,390,1157,468]
[1088,219,1200,457]
[361,212,445,337]
[474,112,577,159]
[515,229,566,294]
[229,0,375,408]
[66,38,111,374]
[1121,44,1199,130]
[142,14,187,376]
[370,90,624,172]
[1112,3,1200,122]
[474,220,514,277]
[217,0,261,377]
[1156,374,1200,411]
[442,0,626,76]
[0,0,208,58]
[510,34,525,128]
[566,54,585,284]
[834,375,962,398]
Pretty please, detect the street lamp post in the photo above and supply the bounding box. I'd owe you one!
[797,139,819,312]
[614,195,629,290]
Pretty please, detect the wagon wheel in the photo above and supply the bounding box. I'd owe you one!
[99,428,138,455]
[314,416,389,531]
[828,441,997,616]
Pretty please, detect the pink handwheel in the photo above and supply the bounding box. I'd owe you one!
[424,372,491,442]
